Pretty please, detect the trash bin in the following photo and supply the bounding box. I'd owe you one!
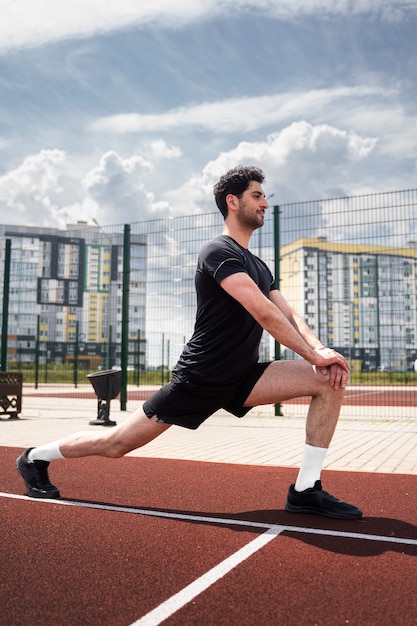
[87,368,121,426]
[0,371,23,419]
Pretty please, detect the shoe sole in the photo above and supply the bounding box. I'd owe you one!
[16,459,61,499]
[285,503,362,520]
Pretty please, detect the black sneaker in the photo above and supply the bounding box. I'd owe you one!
[16,448,60,499]
[285,480,362,520]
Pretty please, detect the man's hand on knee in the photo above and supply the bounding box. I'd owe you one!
[313,347,349,390]
[326,363,348,389]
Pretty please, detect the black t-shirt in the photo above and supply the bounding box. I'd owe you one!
[173,235,277,385]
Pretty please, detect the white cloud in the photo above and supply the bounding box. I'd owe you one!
[165,121,377,214]
[89,84,417,199]
[319,192,417,248]
[0,0,415,239]
[343,103,417,161]
[1,0,415,52]
[261,0,417,21]
[148,139,182,160]
[0,148,170,228]
[0,0,217,52]
[0,149,71,227]
[0,119,406,230]
[89,86,386,135]
[82,150,168,223]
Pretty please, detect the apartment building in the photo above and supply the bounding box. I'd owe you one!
[280,238,417,371]
[0,223,146,370]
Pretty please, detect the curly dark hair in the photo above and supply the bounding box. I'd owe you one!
[213,165,265,218]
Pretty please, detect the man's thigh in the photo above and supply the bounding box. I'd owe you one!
[243,359,328,407]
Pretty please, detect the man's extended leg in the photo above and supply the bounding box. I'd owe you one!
[243,360,362,519]
[16,408,169,498]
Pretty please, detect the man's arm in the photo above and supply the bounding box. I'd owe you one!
[220,272,349,388]
[268,289,324,351]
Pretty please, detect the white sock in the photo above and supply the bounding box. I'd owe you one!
[28,441,64,463]
[294,444,328,492]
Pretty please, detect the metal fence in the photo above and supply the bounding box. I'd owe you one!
[0,188,416,419]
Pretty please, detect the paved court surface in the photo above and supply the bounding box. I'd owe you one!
[1,389,416,474]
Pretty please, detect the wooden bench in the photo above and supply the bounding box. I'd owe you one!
[0,372,23,419]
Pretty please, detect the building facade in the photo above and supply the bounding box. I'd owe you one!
[0,223,147,371]
[280,238,417,371]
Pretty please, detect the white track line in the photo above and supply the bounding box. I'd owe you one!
[2,492,416,546]
[131,525,284,626]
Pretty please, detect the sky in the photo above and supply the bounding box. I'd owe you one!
[0,0,417,229]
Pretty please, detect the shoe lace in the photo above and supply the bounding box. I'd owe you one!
[321,488,345,505]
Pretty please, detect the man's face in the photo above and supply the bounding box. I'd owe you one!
[235,181,269,230]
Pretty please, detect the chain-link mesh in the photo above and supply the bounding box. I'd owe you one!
[0,188,416,419]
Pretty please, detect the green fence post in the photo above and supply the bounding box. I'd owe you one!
[120,224,130,411]
[1,239,11,371]
[73,320,79,388]
[161,333,165,386]
[273,205,283,416]
[135,329,141,386]
[107,324,112,370]
[35,314,40,389]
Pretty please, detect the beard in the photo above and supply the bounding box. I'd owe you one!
[236,202,264,230]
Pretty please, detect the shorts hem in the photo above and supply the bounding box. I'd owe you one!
[142,361,272,430]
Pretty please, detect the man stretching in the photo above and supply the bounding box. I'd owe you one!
[17,165,362,520]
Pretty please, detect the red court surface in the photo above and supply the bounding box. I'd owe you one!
[24,385,417,407]
[1,446,416,626]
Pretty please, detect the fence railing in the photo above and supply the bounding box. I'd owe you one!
[0,188,416,419]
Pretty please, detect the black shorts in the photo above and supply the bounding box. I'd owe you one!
[142,362,271,430]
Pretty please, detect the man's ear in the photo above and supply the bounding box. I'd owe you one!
[226,193,237,212]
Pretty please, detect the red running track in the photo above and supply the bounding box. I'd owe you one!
[24,385,417,407]
[1,447,416,625]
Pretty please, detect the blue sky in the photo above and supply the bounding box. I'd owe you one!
[0,0,416,229]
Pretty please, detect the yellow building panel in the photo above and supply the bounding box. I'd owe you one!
[281,238,417,259]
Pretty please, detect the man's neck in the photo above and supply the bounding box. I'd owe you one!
[222,223,252,249]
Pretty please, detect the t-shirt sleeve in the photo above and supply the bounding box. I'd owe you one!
[201,244,246,284]
[198,238,276,295]
[269,274,278,291]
